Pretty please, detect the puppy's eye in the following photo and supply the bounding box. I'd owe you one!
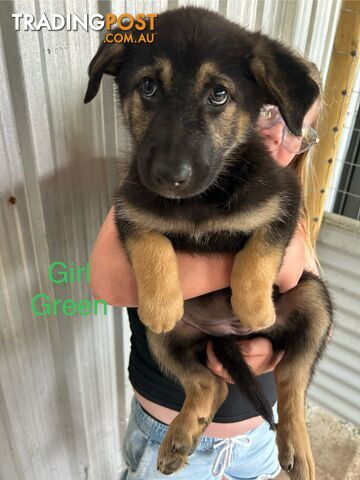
[208,86,228,106]
[141,77,157,98]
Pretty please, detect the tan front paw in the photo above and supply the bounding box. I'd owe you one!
[277,422,315,480]
[231,293,276,330]
[138,291,184,334]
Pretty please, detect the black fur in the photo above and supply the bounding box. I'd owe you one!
[85,7,333,475]
[212,336,276,428]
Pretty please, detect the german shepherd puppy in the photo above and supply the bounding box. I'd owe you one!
[85,7,333,479]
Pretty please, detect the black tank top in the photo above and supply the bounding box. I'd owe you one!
[127,308,277,422]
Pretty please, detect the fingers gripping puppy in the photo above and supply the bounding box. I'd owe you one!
[85,7,331,479]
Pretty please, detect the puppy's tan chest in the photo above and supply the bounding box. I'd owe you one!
[117,194,282,237]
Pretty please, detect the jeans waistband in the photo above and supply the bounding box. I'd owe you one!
[132,396,267,450]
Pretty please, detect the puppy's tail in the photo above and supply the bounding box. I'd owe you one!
[211,337,275,429]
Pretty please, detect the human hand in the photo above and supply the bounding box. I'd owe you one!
[206,338,284,383]
[275,225,306,293]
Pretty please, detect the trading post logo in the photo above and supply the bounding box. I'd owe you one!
[104,13,157,44]
[12,13,158,44]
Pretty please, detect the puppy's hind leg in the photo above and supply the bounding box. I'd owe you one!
[273,272,333,480]
[147,331,228,475]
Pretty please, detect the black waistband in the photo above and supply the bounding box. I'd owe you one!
[127,308,277,423]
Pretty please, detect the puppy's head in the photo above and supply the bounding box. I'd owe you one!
[85,7,319,199]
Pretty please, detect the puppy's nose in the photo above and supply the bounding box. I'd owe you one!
[154,163,193,188]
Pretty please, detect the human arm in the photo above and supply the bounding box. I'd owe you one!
[90,209,283,378]
[90,206,234,306]
[90,169,315,377]
[90,206,307,378]
[90,205,313,304]
[276,221,319,293]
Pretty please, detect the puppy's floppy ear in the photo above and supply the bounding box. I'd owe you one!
[249,37,319,136]
[84,39,124,104]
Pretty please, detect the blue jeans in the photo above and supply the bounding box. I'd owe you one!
[119,397,281,480]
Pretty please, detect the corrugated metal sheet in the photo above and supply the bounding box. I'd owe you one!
[310,213,360,427]
[0,1,348,479]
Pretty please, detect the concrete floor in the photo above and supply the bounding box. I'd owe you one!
[275,405,360,479]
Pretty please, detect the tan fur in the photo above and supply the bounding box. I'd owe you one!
[147,331,228,474]
[195,62,236,94]
[157,57,173,91]
[231,228,283,330]
[90,42,124,77]
[195,62,219,93]
[250,57,267,85]
[126,231,184,333]
[209,102,237,148]
[128,91,150,141]
[116,195,283,239]
[274,279,330,480]
[236,112,251,141]
[121,97,131,125]
[276,386,314,480]
[250,55,291,119]
[133,57,173,90]
[123,57,173,140]
[87,16,329,480]
[210,105,250,148]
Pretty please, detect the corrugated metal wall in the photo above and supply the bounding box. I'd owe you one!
[0,1,351,479]
[310,213,360,426]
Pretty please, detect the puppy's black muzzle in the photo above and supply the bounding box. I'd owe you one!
[137,131,215,199]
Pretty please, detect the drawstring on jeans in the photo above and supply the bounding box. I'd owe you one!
[212,435,252,477]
